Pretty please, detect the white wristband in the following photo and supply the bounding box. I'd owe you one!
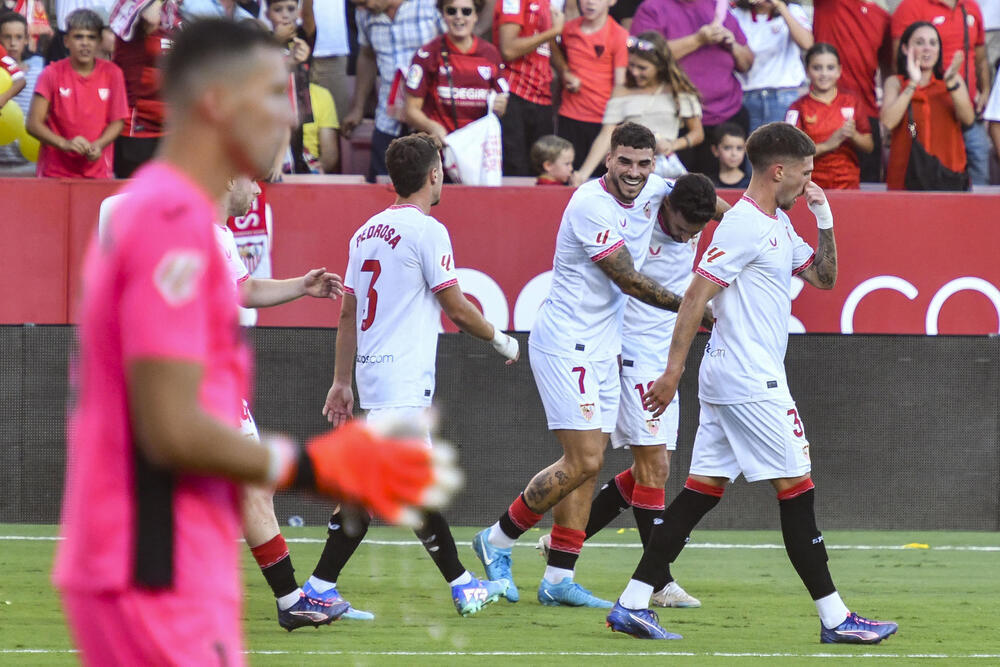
[490,327,519,361]
[808,199,834,230]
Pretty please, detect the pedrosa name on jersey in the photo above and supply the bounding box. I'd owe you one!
[356,224,401,249]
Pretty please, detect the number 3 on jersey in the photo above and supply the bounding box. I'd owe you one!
[360,259,381,331]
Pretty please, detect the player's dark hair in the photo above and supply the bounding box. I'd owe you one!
[65,8,103,33]
[609,121,656,153]
[162,19,283,106]
[437,0,486,14]
[530,134,572,175]
[804,42,840,68]
[667,173,717,225]
[745,122,815,171]
[712,122,746,147]
[896,21,944,80]
[386,133,440,197]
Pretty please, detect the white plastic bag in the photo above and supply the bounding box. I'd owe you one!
[442,92,503,186]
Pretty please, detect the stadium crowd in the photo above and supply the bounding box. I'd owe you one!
[2,0,1000,189]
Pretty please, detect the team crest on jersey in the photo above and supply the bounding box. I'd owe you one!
[406,64,423,89]
[98,88,110,101]
[239,241,266,274]
[646,418,660,436]
[643,201,652,219]
[478,65,492,80]
[579,403,595,421]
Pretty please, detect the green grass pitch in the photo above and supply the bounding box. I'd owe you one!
[2,524,998,666]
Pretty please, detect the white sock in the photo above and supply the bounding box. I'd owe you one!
[815,592,850,629]
[307,576,336,594]
[543,566,574,584]
[619,579,654,610]
[449,570,473,587]
[276,588,303,611]
[488,522,517,549]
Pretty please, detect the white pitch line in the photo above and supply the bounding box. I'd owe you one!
[3,649,1000,659]
[1,535,998,551]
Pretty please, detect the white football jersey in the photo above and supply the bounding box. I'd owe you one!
[620,210,698,373]
[344,204,458,409]
[214,224,250,286]
[694,196,814,405]
[530,175,670,361]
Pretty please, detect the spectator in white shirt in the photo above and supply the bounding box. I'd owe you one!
[732,0,813,133]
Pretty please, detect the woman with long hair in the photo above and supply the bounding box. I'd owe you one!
[574,31,703,185]
[881,21,974,190]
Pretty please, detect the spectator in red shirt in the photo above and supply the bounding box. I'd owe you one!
[811,0,891,183]
[882,21,975,190]
[26,9,128,178]
[404,0,509,146]
[891,0,991,185]
[494,0,565,175]
[554,0,628,171]
[109,0,182,177]
[787,43,873,190]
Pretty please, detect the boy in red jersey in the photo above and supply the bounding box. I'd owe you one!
[26,9,127,178]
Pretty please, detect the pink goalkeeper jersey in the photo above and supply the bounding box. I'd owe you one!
[54,162,249,602]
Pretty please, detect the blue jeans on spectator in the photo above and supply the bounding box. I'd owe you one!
[962,120,990,186]
[743,87,801,134]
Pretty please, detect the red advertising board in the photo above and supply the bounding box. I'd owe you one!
[2,179,998,335]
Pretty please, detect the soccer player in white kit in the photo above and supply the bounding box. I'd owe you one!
[319,133,519,617]
[540,174,721,609]
[606,122,898,644]
[213,177,364,630]
[473,123,715,608]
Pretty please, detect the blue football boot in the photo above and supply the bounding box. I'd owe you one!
[302,581,375,621]
[606,601,683,640]
[472,529,518,602]
[820,612,898,644]
[452,575,510,616]
[277,592,350,631]
[538,577,613,608]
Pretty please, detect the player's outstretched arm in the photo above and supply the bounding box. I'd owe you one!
[797,182,837,290]
[643,275,723,417]
[324,294,358,425]
[596,246,715,328]
[435,284,519,364]
[240,268,344,308]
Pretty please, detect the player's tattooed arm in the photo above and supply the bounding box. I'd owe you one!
[597,246,714,327]
[798,228,837,290]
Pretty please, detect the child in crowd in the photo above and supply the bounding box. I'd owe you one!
[710,123,750,189]
[26,9,127,178]
[555,0,628,170]
[786,43,872,190]
[531,134,574,185]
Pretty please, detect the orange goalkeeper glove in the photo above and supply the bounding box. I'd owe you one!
[266,421,460,525]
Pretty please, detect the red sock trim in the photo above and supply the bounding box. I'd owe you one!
[508,494,544,532]
[550,524,586,555]
[614,468,636,504]
[250,534,290,570]
[631,484,665,511]
[684,477,725,498]
[777,478,815,501]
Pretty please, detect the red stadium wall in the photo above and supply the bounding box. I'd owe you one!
[3,178,998,334]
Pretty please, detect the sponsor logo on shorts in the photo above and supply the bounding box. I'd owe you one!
[356,353,395,364]
[579,403,595,421]
[646,418,660,436]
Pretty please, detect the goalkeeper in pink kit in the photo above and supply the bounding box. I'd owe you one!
[53,19,457,666]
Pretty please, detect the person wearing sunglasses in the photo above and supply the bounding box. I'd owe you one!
[575,31,704,185]
[403,0,509,147]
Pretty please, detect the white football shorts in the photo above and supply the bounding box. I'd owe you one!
[365,406,433,448]
[610,368,679,450]
[529,348,619,432]
[689,399,811,482]
[240,399,260,440]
